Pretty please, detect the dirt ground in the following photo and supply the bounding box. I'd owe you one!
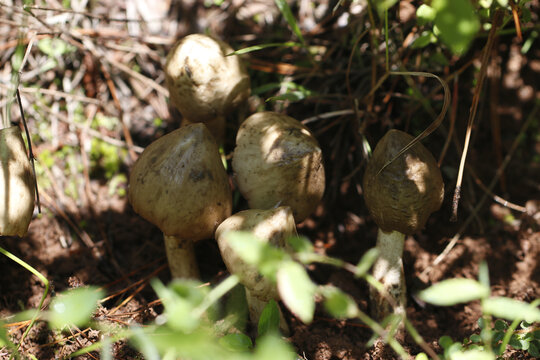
[0,1,539,359]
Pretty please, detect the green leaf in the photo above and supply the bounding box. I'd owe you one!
[529,342,540,358]
[416,4,437,25]
[439,335,454,349]
[322,286,359,319]
[274,0,305,46]
[411,31,436,49]
[228,42,300,55]
[374,0,399,14]
[37,38,74,58]
[418,278,490,306]
[130,326,160,360]
[49,286,104,329]
[415,353,429,360]
[218,333,253,352]
[258,300,281,337]
[450,349,495,360]
[287,236,314,254]
[478,261,490,289]
[494,319,508,331]
[482,297,540,323]
[355,248,379,277]
[253,335,296,360]
[151,279,206,332]
[432,0,480,54]
[277,261,316,324]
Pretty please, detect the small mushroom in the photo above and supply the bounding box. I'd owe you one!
[232,112,325,222]
[0,126,35,237]
[164,34,251,142]
[128,123,232,278]
[363,129,444,320]
[215,206,295,334]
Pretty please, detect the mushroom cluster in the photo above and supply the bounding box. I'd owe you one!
[0,126,35,237]
[129,34,326,332]
[363,129,444,320]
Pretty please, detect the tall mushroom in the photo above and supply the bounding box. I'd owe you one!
[232,112,325,222]
[363,129,444,320]
[128,123,232,278]
[215,206,296,334]
[164,34,251,142]
[0,126,35,237]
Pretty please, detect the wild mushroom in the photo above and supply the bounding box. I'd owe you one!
[0,126,35,237]
[164,34,251,142]
[232,112,325,222]
[363,129,444,320]
[128,123,232,278]
[215,206,295,334]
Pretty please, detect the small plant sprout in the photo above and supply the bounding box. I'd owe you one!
[215,206,297,334]
[128,123,232,278]
[164,33,251,142]
[363,129,444,321]
[0,125,35,237]
[232,112,325,222]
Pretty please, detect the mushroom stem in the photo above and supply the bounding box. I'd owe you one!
[245,287,289,335]
[369,229,406,320]
[163,235,199,279]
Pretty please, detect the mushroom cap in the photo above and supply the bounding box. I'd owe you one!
[363,129,444,235]
[0,126,35,237]
[215,206,296,301]
[232,112,325,222]
[164,34,250,124]
[128,123,232,241]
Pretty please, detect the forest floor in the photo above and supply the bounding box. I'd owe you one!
[0,1,539,359]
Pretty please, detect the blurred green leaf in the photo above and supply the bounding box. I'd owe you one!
[11,43,25,73]
[253,334,296,360]
[416,4,436,25]
[374,0,399,14]
[151,279,206,332]
[449,349,495,360]
[483,297,540,323]
[37,38,75,58]
[258,300,280,337]
[432,0,480,54]
[49,286,104,329]
[130,326,160,360]
[287,236,313,254]
[355,248,379,277]
[322,286,359,319]
[277,261,315,324]
[411,31,436,49]
[218,333,253,352]
[418,278,489,306]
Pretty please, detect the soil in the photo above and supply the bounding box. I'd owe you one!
[0,1,539,359]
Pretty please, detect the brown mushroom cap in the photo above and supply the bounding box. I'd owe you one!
[232,112,325,222]
[128,123,232,241]
[363,129,444,235]
[215,206,296,301]
[0,126,35,237]
[164,34,250,123]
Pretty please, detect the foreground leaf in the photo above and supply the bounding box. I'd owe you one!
[277,261,316,324]
[483,297,540,323]
[418,278,489,306]
[49,286,104,329]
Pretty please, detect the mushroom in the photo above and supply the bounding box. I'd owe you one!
[128,123,232,278]
[215,206,295,334]
[362,129,444,320]
[0,126,35,237]
[232,112,325,222]
[164,34,251,142]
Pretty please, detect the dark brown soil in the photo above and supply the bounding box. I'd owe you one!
[0,1,539,359]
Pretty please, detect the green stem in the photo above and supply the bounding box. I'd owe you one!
[0,245,49,352]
